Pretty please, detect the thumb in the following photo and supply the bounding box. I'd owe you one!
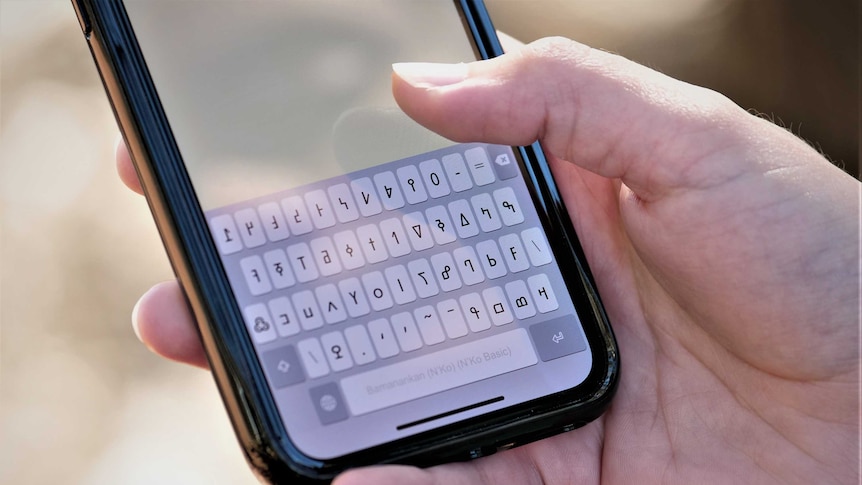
[392,37,750,201]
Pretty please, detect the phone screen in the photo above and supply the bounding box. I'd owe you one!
[125,0,593,459]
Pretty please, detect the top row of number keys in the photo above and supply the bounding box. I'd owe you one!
[368,151,496,213]
[320,150,498,221]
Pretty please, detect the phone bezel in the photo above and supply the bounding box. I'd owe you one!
[75,0,619,481]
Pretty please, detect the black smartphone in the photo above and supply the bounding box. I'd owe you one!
[72,0,619,482]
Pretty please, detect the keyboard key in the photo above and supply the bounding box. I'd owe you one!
[332,230,365,270]
[430,251,462,292]
[460,292,491,332]
[315,284,347,324]
[309,382,348,425]
[305,189,337,229]
[413,305,446,345]
[243,303,277,344]
[281,195,313,235]
[327,183,360,223]
[453,246,485,286]
[293,290,324,330]
[344,325,377,366]
[309,236,342,277]
[448,199,479,239]
[442,152,472,192]
[240,255,272,296]
[338,277,371,317]
[498,233,530,273]
[407,258,439,299]
[491,151,520,180]
[379,217,411,258]
[321,331,353,372]
[257,202,290,242]
[528,273,559,313]
[261,345,305,388]
[391,312,423,352]
[286,242,319,283]
[403,211,434,251]
[384,264,417,305]
[464,146,495,186]
[471,193,502,233]
[367,318,399,359]
[351,177,383,217]
[373,171,405,210]
[268,296,300,337]
[356,224,388,264]
[209,214,244,255]
[263,249,296,289]
[493,187,524,226]
[297,338,330,378]
[522,227,553,267]
[419,159,450,198]
[425,205,457,245]
[436,299,468,339]
[482,286,513,326]
[528,316,587,362]
[234,208,267,248]
[396,165,428,205]
[505,279,536,320]
[361,271,394,311]
[476,239,507,280]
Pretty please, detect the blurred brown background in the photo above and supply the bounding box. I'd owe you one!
[1,1,858,484]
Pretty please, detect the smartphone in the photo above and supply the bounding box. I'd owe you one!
[73,0,619,482]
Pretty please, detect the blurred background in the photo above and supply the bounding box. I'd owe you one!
[1,0,858,483]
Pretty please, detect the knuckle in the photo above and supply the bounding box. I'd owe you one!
[519,37,591,70]
[513,37,592,88]
[526,36,583,58]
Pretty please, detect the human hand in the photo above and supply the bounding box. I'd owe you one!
[120,36,860,484]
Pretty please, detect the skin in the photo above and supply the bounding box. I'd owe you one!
[119,37,860,484]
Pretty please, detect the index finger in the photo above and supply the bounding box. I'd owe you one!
[116,137,144,195]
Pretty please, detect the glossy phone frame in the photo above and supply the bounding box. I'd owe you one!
[72,0,619,482]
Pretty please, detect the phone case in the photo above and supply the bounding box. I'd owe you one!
[72,0,619,482]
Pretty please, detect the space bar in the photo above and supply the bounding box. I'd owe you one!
[341,328,538,416]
